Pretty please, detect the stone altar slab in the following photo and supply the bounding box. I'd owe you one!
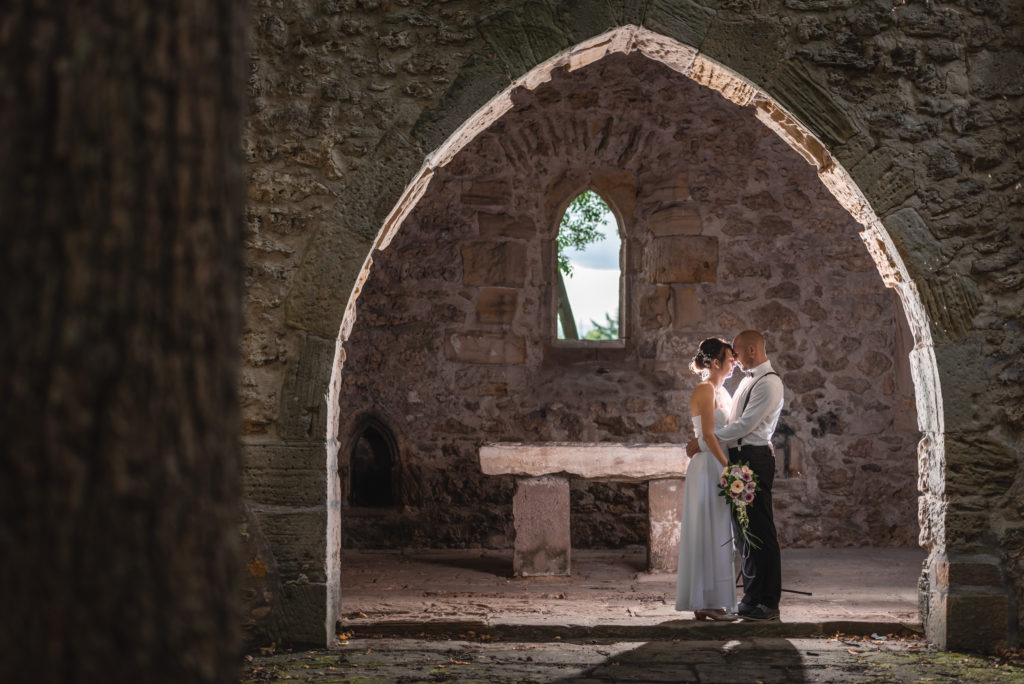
[480,443,690,576]
[479,442,689,482]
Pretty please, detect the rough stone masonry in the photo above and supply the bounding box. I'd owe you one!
[240,0,1023,651]
[337,54,919,556]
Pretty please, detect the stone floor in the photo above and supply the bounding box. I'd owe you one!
[240,547,1024,682]
[244,635,1024,683]
[338,546,926,637]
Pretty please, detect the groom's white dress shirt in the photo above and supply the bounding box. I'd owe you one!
[716,360,784,449]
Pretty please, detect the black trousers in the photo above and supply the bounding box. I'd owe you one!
[728,445,781,610]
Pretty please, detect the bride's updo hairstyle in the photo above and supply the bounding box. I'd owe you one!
[689,337,733,375]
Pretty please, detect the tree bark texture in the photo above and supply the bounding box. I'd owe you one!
[0,3,246,682]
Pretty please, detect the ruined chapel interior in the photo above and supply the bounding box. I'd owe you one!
[229,2,1024,652]
[11,5,1020,678]
[335,53,920,553]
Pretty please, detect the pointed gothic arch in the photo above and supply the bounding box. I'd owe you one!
[321,25,968,649]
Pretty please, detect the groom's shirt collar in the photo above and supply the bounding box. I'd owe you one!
[717,359,784,448]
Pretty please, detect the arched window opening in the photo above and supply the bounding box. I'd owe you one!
[555,190,621,341]
[348,419,397,508]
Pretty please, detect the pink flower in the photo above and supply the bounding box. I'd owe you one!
[720,477,728,487]
[746,481,756,492]
[741,470,753,482]
[743,491,755,503]
[730,480,745,494]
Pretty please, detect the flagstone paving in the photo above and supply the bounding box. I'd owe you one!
[242,635,1024,683]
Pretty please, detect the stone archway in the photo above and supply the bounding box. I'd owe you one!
[324,26,951,645]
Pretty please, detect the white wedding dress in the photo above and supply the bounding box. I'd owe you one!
[675,407,737,612]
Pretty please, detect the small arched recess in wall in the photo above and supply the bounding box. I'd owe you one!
[345,414,400,509]
[323,25,943,644]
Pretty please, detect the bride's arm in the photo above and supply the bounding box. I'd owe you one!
[691,383,729,467]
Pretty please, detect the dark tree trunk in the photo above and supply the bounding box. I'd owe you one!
[0,2,246,682]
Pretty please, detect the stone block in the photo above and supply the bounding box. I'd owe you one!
[688,53,756,106]
[765,60,858,148]
[849,147,916,216]
[461,241,527,287]
[253,508,328,584]
[591,167,639,222]
[281,216,383,338]
[943,509,994,549]
[279,333,335,441]
[671,285,703,328]
[757,214,794,236]
[652,236,718,283]
[513,476,571,576]
[929,588,1010,651]
[935,558,1003,589]
[881,208,944,278]
[476,287,519,324]
[945,433,1017,498]
[702,15,786,86]
[243,443,327,507]
[933,336,989,433]
[410,51,510,154]
[477,13,532,76]
[478,4,568,77]
[648,414,682,434]
[765,281,800,300]
[751,301,800,331]
[968,49,1024,98]
[477,213,536,239]
[461,179,512,206]
[915,273,982,342]
[641,171,689,204]
[649,203,702,236]
[639,285,671,329]
[893,399,918,433]
[648,478,685,573]
[274,582,329,646]
[559,0,618,45]
[644,0,715,50]
[445,331,526,365]
[480,443,688,480]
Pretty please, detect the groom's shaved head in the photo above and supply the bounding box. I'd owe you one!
[734,330,765,351]
[732,330,768,370]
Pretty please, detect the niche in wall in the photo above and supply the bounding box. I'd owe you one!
[348,417,399,508]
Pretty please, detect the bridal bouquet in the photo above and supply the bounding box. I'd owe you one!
[719,463,761,550]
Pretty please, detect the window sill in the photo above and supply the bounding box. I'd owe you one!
[543,339,630,364]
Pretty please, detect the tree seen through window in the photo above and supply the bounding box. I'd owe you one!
[556,191,621,340]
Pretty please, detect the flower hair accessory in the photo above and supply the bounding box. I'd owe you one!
[719,463,762,550]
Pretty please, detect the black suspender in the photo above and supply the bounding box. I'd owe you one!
[737,371,780,446]
[740,371,780,414]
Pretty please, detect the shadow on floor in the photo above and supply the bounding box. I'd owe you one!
[554,638,809,683]
[413,550,516,577]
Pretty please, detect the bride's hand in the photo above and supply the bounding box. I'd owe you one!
[685,438,700,457]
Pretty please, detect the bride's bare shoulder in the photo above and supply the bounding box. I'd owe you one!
[690,381,715,403]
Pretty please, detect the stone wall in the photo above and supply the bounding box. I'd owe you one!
[336,53,919,551]
[241,0,1023,649]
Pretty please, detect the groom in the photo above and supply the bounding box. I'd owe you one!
[687,330,785,621]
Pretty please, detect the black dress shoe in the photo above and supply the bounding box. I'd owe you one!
[735,601,757,616]
[741,604,780,621]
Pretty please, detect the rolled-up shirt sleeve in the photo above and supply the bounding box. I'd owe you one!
[715,376,784,444]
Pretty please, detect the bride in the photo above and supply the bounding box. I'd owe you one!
[675,337,738,620]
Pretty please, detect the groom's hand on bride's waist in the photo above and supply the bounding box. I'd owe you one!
[685,438,700,457]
